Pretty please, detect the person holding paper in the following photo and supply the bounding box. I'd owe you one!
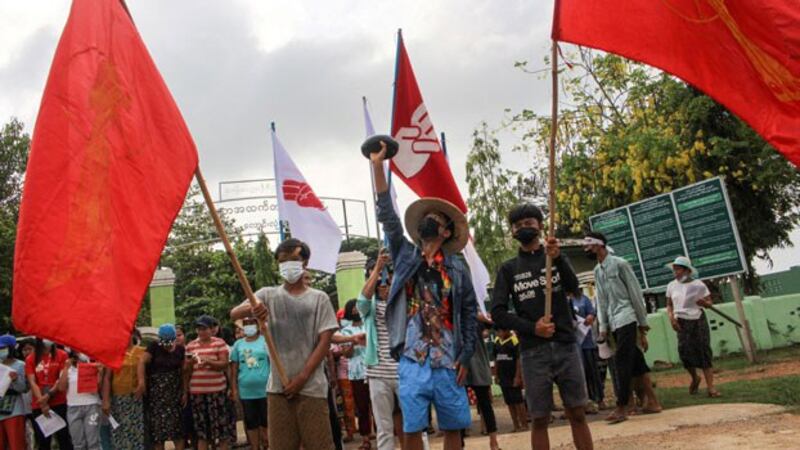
[56,351,103,450]
[571,288,605,411]
[0,335,29,449]
[25,339,72,450]
[665,257,720,398]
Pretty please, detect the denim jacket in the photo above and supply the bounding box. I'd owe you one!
[376,191,478,367]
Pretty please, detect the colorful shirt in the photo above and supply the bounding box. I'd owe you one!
[341,323,366,381]
[25,350,68,408]
[403,251,456,368]
[594,254,649,333]
[230,336,270,400]
[186,337,229,395]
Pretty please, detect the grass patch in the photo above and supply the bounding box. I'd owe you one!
[653,344,800,377]
[656,375,800,410]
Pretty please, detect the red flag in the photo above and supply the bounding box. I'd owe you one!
[552,0,800,168]
[13,0,198,368]
[390,32,468,211]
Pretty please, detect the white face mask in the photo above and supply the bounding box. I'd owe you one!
[279,261,305,284]
[678,274,690,283]
[243,324,258,337]
[0,348,8,360]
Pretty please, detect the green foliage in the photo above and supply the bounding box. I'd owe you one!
[157,185,279,328]
[0,118,30,332]
[340,236,380,261]
[500,50,800,292]
[465,122,546,275]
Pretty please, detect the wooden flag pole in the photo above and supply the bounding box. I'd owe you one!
[544,42,560,319]
[194,167,289,387]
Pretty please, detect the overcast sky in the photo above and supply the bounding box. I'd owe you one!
[1,0,797,275]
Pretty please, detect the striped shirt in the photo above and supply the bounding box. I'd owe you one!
[187,337,229,394]
[366,298,399,379]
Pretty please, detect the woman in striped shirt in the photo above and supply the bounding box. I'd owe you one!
[184,315,236,450]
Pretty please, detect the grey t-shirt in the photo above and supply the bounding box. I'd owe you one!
[254,286,339,399]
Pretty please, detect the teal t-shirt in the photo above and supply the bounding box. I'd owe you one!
[230,336,270,399]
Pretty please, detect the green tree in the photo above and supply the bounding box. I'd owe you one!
[158,185,278,327]
[465,123,546,275]
[0,118,30,332]
[501,50,800,291]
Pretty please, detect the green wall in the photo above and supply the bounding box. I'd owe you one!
[643,294,800,366]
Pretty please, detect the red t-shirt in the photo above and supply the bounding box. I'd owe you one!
[25,349,69,408]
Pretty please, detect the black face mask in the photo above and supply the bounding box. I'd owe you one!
[513,227,540,245]
[417,217,442,240]
[584,249,598,261]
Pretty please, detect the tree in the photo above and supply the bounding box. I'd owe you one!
[501,50,800,291]
[0,118,30,332]
[465,123,546,276]
[158,185,278,327]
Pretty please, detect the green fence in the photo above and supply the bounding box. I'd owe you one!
[644,294,800,366]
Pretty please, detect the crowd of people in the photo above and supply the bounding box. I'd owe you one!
[0,143,723,450]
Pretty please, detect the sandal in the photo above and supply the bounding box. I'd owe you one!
[607,413,628,425]
[708,390,722,398]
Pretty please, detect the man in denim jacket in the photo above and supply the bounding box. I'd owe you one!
[370,143,477,450]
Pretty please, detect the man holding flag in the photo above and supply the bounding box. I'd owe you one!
[370,143,477,450]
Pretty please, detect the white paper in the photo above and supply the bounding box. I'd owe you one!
[35,412,67,438]
[0,364,12,397]
[574,316,592,344]
[598,341,614,360]
[108,415,120,430]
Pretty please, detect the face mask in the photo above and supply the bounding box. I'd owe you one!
[417,217,442,240]
[279,260,305,284]
[678,274,690,283]
[583,249,598,261]
[0,349,8,360]
[513,227,540,245]
[243,325,258,337]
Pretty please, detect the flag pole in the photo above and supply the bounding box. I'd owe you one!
[194,167,289,387]
[544,41,559,319]
[363,96,383,242]
[271,122,286,242]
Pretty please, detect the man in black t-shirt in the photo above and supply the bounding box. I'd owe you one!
[491,203,593,450]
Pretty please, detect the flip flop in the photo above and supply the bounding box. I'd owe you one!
[708,390,722,398]
[641,407,662,414]
[607,414,628,425]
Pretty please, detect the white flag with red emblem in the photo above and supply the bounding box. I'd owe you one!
[272,129,342,273]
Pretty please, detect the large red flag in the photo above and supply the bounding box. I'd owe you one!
[390,32,468,211]
[13,0,198,368]
[553,0,800,168]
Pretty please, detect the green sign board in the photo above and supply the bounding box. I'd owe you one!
[589,177,746,291]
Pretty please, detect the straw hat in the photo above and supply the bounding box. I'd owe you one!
[665,256,699,277]
[404,197,469,255]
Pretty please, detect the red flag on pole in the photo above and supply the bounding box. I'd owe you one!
[390,32,468,211]
[13,0,198,368]
[552,0,800,168]
[389,31,491,311]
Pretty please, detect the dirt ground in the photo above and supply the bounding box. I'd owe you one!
[654,359,800,388]
[459,403,795,450]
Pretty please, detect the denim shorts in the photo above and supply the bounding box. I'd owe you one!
[398,356,471,433]
[521,341,588,418]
